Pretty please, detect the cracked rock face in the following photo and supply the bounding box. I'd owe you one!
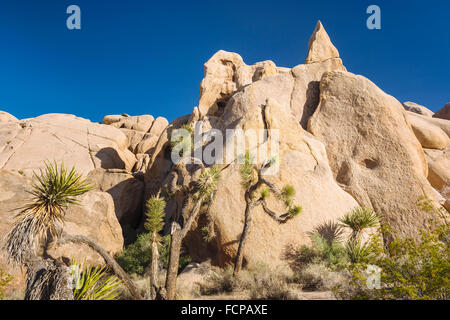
[0,113,136,177]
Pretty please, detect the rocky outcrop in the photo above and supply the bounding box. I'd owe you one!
[403,102,434,117]
[198,51,281,117]
[0,113,136,177]
[424,147,450,211]
[0,170,124,295]
[407,112,450,150]
[87,168,145,227]
[434,103,450,120]
[305,21,340,64]
[188,99,358,267]
[308,71,437,238]
[0,111,18,122]
[102,114,168,156]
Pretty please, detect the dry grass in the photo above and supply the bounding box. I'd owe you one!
[295,263,347,291]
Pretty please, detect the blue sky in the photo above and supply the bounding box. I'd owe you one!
[0,0,448,122]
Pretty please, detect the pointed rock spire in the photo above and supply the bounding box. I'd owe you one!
[305,21,340,64]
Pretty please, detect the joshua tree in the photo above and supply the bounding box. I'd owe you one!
[144,194,166,299]
[234,152,302,275]
[4,162,142,300]
[164,164,221,300]
[338,207,379,241]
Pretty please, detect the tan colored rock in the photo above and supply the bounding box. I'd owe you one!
[403,102,434,117]
[198,51,282,117]
[0,111,18,122]
[223,58,346,129]
[87,168,144,226]
[147,98,359,268]
[0,113,136,177]
[305,21,340,64]
[148,116,169,137]
[0,170,123,296]
[424,148,450,207]
[434,103,450,120]
[198,50,245,116]
[308,71,437,238]
[109,115,154,133]
[407,112,450,150]
[102,114,128,125]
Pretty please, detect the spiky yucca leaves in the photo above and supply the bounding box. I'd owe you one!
[339,207,379,240]
[345,239,373,264]
[193,165,221,201]
[5,162,92,265]
[240,152,257,190]
[144,196,166,241]
[71,262,123,300]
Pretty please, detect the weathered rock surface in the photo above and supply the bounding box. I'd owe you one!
[0,170,124,295]
[434,103,450,120]
[305,21,340,64]
[87,168,144,227]
[102,114,168,156]
[146,97,359,269]
[0,111,18,122]
[403,102,434,117]
[424,147,450,211]
[308,71,438,238]
[0,113,136,177]
[198,51,282,117]
[407,112,450,150]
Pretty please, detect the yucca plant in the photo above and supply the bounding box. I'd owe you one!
[3,161,143,300]
[144,195,166,299]
[345,239,373,264]
[71,262,123,300]
[5,161,92,265]
[339,207,379,240]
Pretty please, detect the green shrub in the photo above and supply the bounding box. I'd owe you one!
[337,208,449,300]
[115,233,191,276]
[115,232,151,275]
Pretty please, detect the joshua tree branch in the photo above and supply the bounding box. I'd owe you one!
[58,231,142,300]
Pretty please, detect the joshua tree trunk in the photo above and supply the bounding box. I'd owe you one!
[150,231,160,300]
[165,227,182,300]
[234,198,254,275]
[165,196,204,300]
[25,256,73,300]
[58,231,142,300]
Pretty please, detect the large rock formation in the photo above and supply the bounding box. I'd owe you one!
[0,113,136,177]
[407,112,450,150]
[308,71,438,238]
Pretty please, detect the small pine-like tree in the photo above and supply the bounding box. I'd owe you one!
[144,195,166,299]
